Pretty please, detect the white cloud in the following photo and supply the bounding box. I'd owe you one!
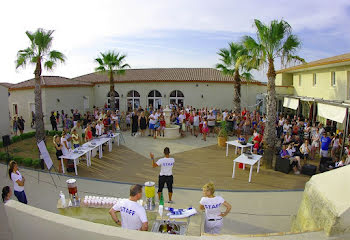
[1,0,349,83]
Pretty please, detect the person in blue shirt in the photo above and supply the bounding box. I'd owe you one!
[320,132,332,157]
[280,144,301,174]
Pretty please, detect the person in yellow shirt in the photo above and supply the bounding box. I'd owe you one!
[72,129,80,149]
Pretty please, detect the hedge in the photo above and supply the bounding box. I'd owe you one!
[13,156,24,164]
[32,159,40,168]
[23,158,33,167]
[11,136,21,143]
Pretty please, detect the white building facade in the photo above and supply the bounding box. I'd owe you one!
[6,68,267,129]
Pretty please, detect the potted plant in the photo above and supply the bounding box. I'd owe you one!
[217,121,228,147]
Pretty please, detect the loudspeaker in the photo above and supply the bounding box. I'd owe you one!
[301,164,317,176]
[2,135,10,147]
[275,157,291,174]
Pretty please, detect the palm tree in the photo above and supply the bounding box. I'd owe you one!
[243,19,305,168]
[95,51,130,112]
[216,42,253,113]
[16,28,65,143]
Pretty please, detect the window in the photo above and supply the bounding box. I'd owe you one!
[147,90,162,110]
[127,90,140,112]
[107,91,119,110]
[313,73,317,86]
[169,90,184,107]
[298,74,301,86]
[13,104,18,115]
[331,72,336,86]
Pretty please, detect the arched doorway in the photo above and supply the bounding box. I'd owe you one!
[127,90,140,112]
[107,90,120,110]
[148,90,162,110]
[169,90,184,108]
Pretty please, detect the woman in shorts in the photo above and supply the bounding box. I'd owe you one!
[199,182,231,234]
[311,128,320,159]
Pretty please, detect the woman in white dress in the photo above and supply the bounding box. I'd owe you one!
[199,182,231,234]
[60,131,70,172]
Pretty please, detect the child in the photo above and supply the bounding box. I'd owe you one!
[158,114,166,137]
[202,117,209,141]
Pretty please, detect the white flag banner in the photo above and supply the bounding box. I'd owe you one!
[37,141,53,170]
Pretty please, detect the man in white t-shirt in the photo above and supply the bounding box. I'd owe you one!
[207,112,216,137]
[109,184,148,231]
[148,111,158,137]
[150,147,175,203]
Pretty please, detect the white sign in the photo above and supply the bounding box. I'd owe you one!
[37,140,53,170]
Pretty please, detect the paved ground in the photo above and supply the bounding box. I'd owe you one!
[1,132,321,239]
[45,133,311,191]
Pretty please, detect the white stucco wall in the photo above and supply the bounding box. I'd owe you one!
[43,87,94,122]
[8,87,94,128]
[0,86,10,136]
[93,82,266,112]
[8,89,35,130]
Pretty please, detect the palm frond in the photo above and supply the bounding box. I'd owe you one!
[44,60,55,70]
[241,72,254,81]
[49,50,66,63]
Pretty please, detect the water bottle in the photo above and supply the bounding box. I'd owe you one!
[59,191,66,207]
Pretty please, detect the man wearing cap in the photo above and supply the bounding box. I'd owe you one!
[109,184,148,231]
[150,147,175,203]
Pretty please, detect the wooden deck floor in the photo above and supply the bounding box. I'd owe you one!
[53,144,311,191]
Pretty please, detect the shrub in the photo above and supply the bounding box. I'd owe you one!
[218,121,228,138]
[0,141,3,148]
[48,130,56,136]
[0,152,8,160]
[82,133,85,138]
[13,156,24,164]
[27,131,36,138]
[32,159,40,168]
[23,158,33,167]
[11,136,21,143]
[45,130,50,136]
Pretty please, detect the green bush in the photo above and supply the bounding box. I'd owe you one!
[0,141,3,148]
[48,130,56,136]
[13,156,24,164]
[27,131,36,138]
[45,130,50,136]
[32,159,40,168]
[56,130,62,136]
[0,152,8,160]
[11,136,21,143]
[82,133,85,138]
[23,158,33,167]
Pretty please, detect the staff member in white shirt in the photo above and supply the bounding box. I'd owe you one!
[150,147,175,203]
[8,161,27,204]
[199,182,231,234]
[109,184,148,231]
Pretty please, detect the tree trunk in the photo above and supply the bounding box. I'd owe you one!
[109,72,116,112]
[34,59,46,143]
[263,58,277,169]
[233,69,241,114]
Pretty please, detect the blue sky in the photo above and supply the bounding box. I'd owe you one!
[2,0,350,83]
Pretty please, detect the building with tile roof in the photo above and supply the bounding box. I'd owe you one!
[5,68,269,128]
[276,52,350,130]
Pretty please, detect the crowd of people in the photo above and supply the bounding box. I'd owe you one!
[6,104,350,235]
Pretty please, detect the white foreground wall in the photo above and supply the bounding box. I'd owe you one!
[292,165,350,236]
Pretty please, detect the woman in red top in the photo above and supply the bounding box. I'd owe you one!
[253,132,263,154]
[158,114,166,137]
[85,124,93,142]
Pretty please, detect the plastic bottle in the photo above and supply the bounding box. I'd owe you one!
[158,193,164,217]
[59,191,66,207]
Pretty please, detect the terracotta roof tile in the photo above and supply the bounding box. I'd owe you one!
[73,68,262,84]
[277,52,350,73]
[0,82,14,88]
[9,76,93,90]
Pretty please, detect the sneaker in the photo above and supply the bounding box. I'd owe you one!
[167,200,174,204]
[294,171,300,175]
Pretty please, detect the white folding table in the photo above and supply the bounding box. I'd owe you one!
[60,150,89,175]
[226,140,253,156]
[232,153,262,183]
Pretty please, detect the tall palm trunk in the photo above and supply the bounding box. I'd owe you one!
[263,58,277,169]
[34,59,45,143]
[109,72,116,112]
[233,69,241,113]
